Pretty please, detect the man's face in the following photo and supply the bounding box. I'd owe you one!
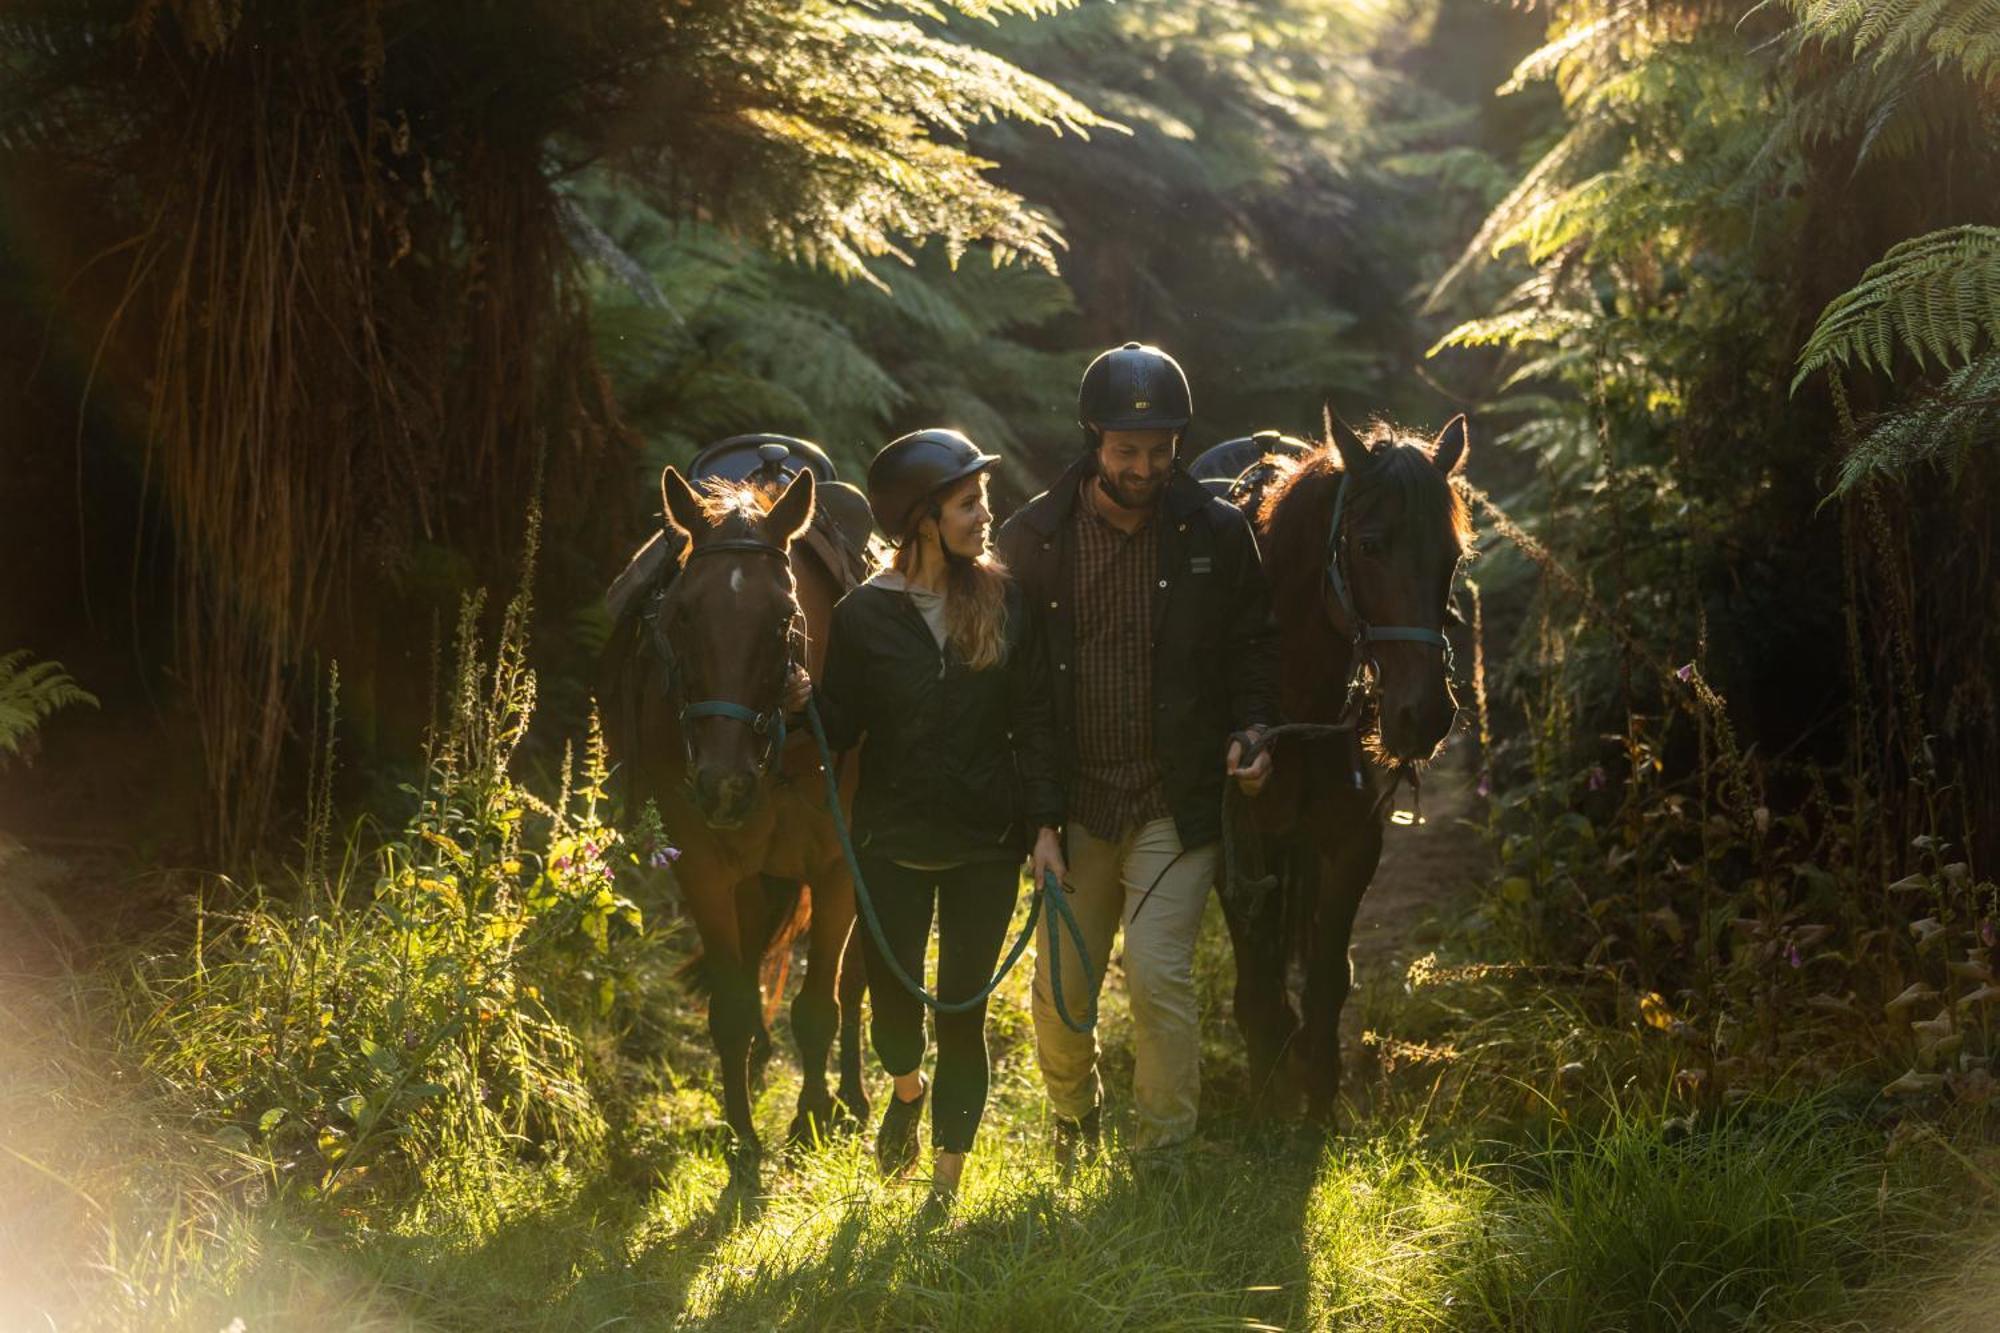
[1094,428,1176,510]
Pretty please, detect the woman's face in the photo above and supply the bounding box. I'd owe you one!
[922,472,991,559]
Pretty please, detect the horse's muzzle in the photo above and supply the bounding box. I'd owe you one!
[690,767,759,829]
[1381,697,1457,764]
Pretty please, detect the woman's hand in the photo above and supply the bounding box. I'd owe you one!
[1030,826,1068,891]
[784,663,812,713]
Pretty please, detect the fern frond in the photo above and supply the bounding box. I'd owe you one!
[1833,350,2000,493]
[0,652,97,762]
[1793,225,2000,389]
[1784,0,2000,84]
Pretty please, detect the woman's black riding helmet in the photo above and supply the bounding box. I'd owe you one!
[866,428,999,544]
[1077,342,1192,445]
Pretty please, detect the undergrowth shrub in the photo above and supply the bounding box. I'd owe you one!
[1471,569,1998,1115]
[125,572,648,1224]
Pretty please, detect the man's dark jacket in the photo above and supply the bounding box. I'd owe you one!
[996,457,1280,849]
[815,577,1064,866]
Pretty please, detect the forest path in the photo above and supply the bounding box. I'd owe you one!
[1345,755,1487,976]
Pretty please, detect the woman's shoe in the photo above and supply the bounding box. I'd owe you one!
[875,1075,927,1178]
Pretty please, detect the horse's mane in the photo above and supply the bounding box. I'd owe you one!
[690,475,787,532]
[1256,422,1471,614]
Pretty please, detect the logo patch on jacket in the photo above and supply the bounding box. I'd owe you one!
[1189,555,1213,575]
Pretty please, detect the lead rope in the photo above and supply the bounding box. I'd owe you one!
[803,700,1098,1032]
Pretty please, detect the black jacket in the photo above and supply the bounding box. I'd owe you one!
[996,458,1280,848]
[815,576,1063,866]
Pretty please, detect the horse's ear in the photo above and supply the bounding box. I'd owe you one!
[661,466,705,537]
[761,469,815,544]
[1431,414,1470,476]
[1323,405,1370,474]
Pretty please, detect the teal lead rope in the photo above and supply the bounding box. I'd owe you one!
[804,700,1097,1032]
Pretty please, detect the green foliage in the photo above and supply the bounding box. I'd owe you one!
[7,885,1975,1328]
[126,575,648,1218]
[1794,226,2000,387]
[1833,350,2000,492]
[0,651,95,765]
[1784,0,2000,83]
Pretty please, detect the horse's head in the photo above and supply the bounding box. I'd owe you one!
[655,464,815,828]
[1319,412,1472,763]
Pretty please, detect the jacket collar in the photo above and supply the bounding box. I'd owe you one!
[1019,455,1209,535]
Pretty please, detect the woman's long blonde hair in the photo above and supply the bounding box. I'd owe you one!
[891,474,1010,671]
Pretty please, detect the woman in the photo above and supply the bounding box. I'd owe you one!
[796,428,1066,1204]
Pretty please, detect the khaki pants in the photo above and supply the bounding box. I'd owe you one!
[1032,816,1218,1149]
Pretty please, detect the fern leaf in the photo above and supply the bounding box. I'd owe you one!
[1793,225,2000,389]
[0,652,97,762]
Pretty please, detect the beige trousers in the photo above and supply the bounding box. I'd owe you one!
[1031,815,1218,1149]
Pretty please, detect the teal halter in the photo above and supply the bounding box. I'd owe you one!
[1324,464,1454,722]
[659,537,797,773]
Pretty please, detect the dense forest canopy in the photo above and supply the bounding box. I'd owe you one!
[1,0,1994,951]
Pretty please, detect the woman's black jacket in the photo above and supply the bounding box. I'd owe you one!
[814,576,1063,866]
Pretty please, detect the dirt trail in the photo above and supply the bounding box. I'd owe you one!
[1345,756,1488,974]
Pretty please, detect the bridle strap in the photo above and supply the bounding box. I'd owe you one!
[663,534,798,769]
[1323,469,1453,653]
[683,537,792,564]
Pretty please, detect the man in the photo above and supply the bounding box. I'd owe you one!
[997,341,1278,1157]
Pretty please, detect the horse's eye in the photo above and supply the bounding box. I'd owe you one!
[1356,535,1385,558]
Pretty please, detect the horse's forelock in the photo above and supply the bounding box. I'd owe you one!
[1259,429,1469,573]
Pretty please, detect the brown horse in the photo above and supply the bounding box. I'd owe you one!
[601,465,863,1180]
[1222,412,1471,1124]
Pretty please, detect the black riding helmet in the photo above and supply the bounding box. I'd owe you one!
[1077,341,1192,439]
[866,428,1000,543]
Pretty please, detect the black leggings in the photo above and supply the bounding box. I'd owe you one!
[853,852,1020,1153]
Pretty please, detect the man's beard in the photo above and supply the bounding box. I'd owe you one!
[1095,468,1162,512]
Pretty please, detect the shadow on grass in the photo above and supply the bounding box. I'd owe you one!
[665,1124,1330,1332]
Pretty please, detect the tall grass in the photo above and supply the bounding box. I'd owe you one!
[4,872,1985,1330]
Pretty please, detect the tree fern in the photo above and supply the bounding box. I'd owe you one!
[1833,350,2000,493]
[1784,0,2000,84]
[1792,225,2000,388]
[0,652,97,764]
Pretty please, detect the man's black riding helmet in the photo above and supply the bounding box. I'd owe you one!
[1077,342,1192,437]
[866,428,999,542]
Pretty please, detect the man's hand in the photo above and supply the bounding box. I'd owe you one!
[1226,727,1272,797]
[784,663,812,713]
[1030,825,1069,891]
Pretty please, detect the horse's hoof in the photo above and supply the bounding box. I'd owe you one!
[834,1093,870,1135]
[785,1103,838,1151]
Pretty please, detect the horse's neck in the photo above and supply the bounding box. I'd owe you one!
[1267,492,1355,723]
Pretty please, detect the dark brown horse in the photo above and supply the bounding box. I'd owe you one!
[1222,412,1471,1124]
[601,466,864,1179]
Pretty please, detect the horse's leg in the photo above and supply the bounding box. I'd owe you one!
[835,923,870,1128]
[1300,816,1383,1128]
[746,876,803,1088]
[786,859,854,1147]
[685,866,763,1185]
[1218,832,1297,1118]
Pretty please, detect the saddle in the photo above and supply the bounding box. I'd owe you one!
[1187,430,1314,512]
[605,434,875,632]
[689,434,873,590]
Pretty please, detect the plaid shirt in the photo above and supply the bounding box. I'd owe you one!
[1070,480,1171,841]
